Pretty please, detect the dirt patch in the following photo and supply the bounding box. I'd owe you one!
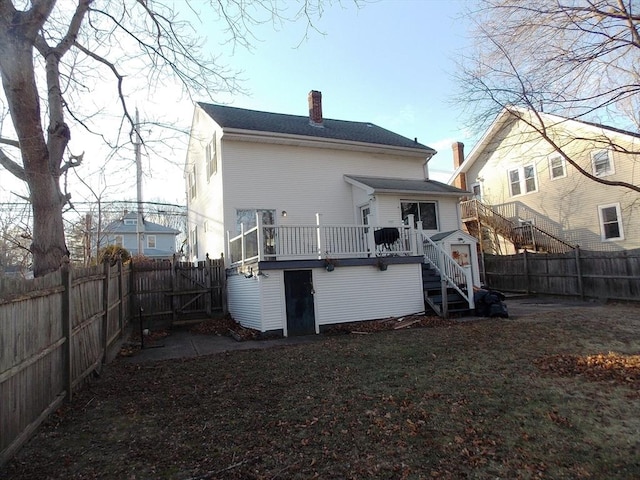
[3,305,640,479]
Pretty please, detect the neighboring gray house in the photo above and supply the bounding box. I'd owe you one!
[102,212,180,259]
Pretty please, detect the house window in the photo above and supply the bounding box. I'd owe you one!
[592,150,614,177]
[471,183,481,200]
[206,134,217,178]
[147,235,156,249]
[549,155,566,179]
[115,235,123,247]
[401,201,438,230]
[124,218,137,225]
[508,165,537,196]
[188,166,197,199]
[236,209,276,233]
[598,203,624,240]
[190,227,198,258]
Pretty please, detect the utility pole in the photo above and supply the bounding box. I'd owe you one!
[134,108,144,257]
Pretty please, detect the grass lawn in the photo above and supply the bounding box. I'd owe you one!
[2,305,640,479]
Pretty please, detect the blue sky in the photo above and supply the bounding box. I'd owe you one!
[0,0,474,205]
[195,0,472,181]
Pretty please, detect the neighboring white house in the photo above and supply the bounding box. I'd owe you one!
[101,212,180,259]
[449,107,640,253]
[185,91,479,335]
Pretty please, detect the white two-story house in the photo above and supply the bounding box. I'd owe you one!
[185,91,479,335]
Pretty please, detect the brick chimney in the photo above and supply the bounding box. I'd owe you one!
[308,90,323,126]
[451,141,467,190]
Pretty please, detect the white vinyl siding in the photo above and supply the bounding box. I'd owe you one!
[598,203,624,241]
[548,155,566,179]
[227,273,262,330]
[592,150,614,177]
[313,263,423,326]
[508,165,537,196]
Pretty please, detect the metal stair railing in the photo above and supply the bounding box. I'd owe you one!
[420,232,474,312]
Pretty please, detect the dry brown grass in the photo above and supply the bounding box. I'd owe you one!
[2,305,640,479]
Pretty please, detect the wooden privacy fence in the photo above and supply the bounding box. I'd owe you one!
[0,260,130,465]
[484,248,640,300]
[0,255,226,465]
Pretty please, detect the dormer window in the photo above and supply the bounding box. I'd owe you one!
[124,218,137,225]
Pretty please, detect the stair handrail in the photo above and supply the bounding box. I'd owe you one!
[420,232,474,310]
[461,199,575,253]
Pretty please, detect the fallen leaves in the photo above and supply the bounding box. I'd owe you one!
[534,352,640,387]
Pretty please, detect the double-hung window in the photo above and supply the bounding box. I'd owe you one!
[548,155,566,180]
[598,203,624,241]
[147,235,156,249]
[508,165,537,197]
[206,134,217,178]
[187,166,197,200]
[592,150,614,177]
[401,201,438,230]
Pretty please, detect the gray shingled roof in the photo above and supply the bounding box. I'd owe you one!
[198,102,435,153]
[104,213,180,235]
[345,175,470,196]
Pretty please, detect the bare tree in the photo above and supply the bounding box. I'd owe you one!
[0,0,332,277]
[459,0,640,193]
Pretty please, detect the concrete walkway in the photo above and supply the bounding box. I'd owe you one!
[125,295,605,364]
[125,329,324,364]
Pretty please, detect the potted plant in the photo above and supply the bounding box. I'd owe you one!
[324,257,338,272]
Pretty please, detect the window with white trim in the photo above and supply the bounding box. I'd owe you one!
[187,166,197,199]
[190,227,198,258]
[592,150,614,177]
[147,235,156,249]
[115,235,123,247]
[206,134,217,178]
[598,203,624,240]
[124,218,137,225]
[508,165,537,196]
[548,155,566,180]
[401,201,438,230]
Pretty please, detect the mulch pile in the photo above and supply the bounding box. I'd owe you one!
[535,352,640,387]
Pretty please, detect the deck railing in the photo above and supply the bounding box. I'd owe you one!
[420,232,474,311]
[228,213,418,265]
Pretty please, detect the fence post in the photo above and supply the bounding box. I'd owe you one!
[117,259,124,336]
[523,249,530,294]
[102,261,110,364]
[220,252,228,314]
[61,262,73,402]
[575,246,584,300]
[171,254,178,324]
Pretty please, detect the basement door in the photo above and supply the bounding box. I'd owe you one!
[284,270,316,336]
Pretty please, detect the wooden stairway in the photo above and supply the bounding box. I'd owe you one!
[422,263,472,317]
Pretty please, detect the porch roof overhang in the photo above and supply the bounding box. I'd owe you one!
[344,175,471,197]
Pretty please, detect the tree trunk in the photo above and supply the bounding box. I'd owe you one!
[0,17,68,277]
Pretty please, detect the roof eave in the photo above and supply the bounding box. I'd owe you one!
[222,128,436,158]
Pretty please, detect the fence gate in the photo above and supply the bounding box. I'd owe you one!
[132,257,226,327]
[171,257,225,322]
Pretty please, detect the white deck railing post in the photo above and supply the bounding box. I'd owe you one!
[256,212,264,261]
[240,223,246,266]
[416,220,424,257]
[316,213,323,259]
[366,214,375,257]
[464,265,475,309]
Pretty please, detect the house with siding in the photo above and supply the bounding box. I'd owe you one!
[449,107,640,254]
[101,212,180,259]
[185,91,479,336]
